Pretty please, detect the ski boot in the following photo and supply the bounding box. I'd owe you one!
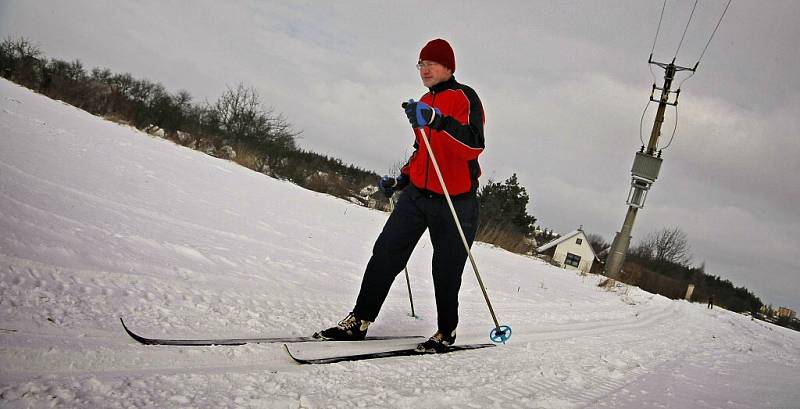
[415,329,456,353]
[313,312,370,341]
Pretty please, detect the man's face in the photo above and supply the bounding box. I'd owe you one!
[418,60,452,88]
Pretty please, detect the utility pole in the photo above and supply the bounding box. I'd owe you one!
[605,56,696,280]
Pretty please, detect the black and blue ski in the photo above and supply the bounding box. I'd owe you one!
[284,343,496,364]
[120,317,423,346]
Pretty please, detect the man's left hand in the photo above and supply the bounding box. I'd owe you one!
[378,174,409,198]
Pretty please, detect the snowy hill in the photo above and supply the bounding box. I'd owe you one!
[1,77,798,408]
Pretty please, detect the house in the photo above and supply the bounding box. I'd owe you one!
[778,307,796,320]
[536,228,598,274]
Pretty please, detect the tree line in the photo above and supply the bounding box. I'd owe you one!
[588,227,763,314]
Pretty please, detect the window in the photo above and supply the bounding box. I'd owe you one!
[576,238,583,245]
[565,253,581,268]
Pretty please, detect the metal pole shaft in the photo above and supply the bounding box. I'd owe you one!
[606,207,638,280]
[647,64,676,153]
[605,63,675,280]
[404,266,415,318]
[417,127,502,330]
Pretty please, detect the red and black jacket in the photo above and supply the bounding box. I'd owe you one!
[401,76,485,197]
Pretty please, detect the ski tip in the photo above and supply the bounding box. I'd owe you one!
[119,317,137,337]
[119,317,131,333]
[120,317,139,342]
[119,317,154,345]
[283,344,296,357]
[283,344,307,364]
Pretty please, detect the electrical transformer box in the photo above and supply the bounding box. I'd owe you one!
[631,151,663,182]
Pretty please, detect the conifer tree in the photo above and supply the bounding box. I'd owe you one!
[478,173,536,236]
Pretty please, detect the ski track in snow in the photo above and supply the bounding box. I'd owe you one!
[1,78,799,408]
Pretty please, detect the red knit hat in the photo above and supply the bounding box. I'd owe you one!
[419,38,455,73]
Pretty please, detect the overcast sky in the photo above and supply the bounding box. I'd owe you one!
[2,0,798,311]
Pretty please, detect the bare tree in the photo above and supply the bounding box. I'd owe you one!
[210,83,297,150]
[633,226,692,266]
[174,90,192,110]
[0,37,44,85]
[0,36,42,62]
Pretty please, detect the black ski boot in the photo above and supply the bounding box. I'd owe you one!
[415,330,456,353]
[313,312,371,341]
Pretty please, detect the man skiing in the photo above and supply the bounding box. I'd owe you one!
[315,38,485,353]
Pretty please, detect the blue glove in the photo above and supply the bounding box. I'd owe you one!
[378,174,409,198]
[403,99,442,129]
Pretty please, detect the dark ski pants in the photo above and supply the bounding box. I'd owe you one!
[353,184,479,335]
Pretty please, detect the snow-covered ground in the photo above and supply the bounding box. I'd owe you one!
[1,77,798,408]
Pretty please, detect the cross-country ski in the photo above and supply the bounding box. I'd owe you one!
[120,318,423,346]
[284,343,495,365]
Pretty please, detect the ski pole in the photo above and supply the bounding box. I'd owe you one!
[389,198,416,318]
[411,118,511,343]
[404,266,416,318]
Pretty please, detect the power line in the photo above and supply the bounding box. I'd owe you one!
[639,100,652,147]
[675,0,732,88]
[651,0,668,55]
[641,0,733,153]
[659,104,680,151]
[650,0,668,83]
[663,0,731,152]
[695,0,733,66]
[674,0,699,60]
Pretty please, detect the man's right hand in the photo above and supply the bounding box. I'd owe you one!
[403,99,441,129]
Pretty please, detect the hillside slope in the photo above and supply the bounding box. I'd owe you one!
[1,78,798,408]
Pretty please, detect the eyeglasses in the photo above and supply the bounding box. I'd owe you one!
[416,61,441,70]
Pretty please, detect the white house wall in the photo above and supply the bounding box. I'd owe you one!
[552,232,595,274]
